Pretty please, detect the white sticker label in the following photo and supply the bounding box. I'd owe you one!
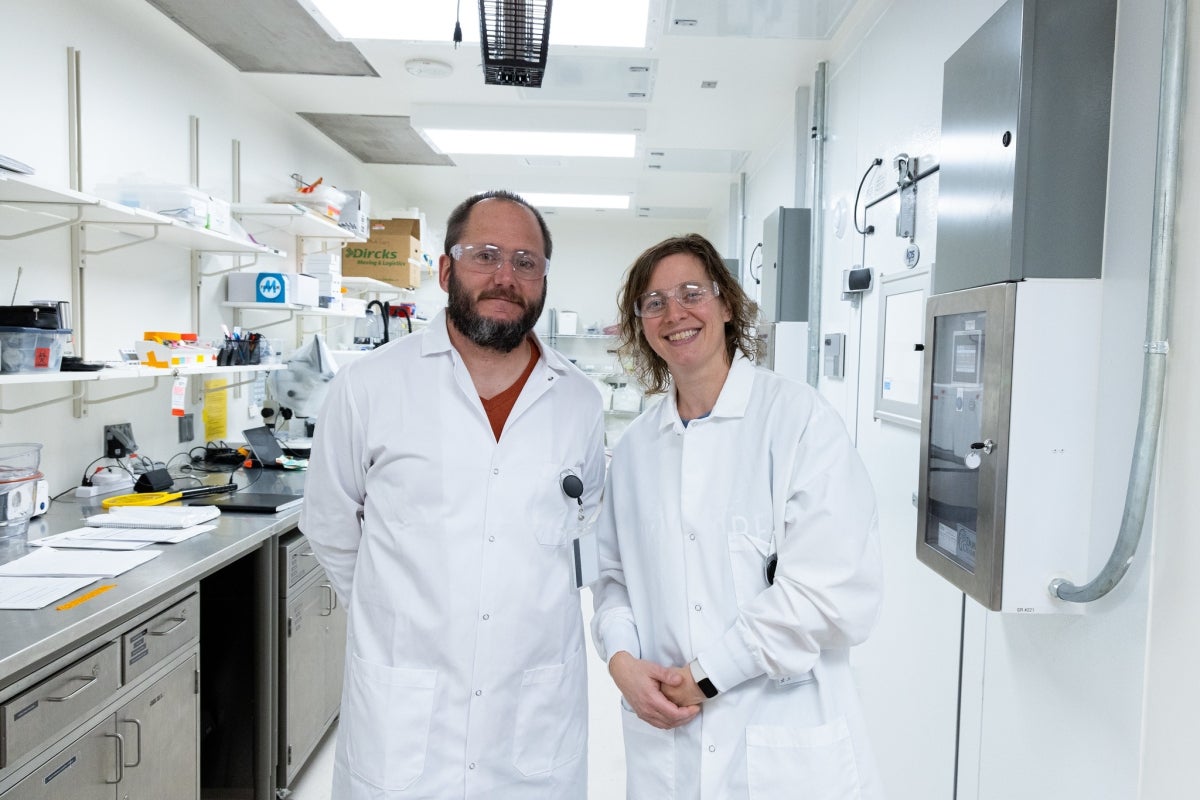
[171,376,188,417]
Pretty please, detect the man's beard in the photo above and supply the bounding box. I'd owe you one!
[446,265,547,353]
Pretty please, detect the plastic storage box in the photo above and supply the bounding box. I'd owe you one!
[0,327,71,373]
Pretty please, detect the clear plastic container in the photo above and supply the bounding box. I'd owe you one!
[0,471,41,540]
[0,442,42,479]
[612,382,642,413]
[0,326,71,373]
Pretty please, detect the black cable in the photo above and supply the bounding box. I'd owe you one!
[853,158,883,235]
[747,242,763,285]
[453,0,463,47]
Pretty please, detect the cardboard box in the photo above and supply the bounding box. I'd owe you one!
[227,272,320,307]
[342,218,423,288]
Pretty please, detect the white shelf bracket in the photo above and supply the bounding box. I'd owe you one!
[0,204,84,239]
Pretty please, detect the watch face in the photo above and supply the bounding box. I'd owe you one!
[698,677,718,699]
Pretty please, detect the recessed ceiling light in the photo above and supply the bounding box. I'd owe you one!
[425,129,636,157]
[518,192,631,209]
[405,58,453,78]
[306,0,651,47]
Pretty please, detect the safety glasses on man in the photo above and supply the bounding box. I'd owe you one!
[634,281,721,318]
[450,243,550,281]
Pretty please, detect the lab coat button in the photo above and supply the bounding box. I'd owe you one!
[488,535,496,542]
[482,613,490,620]
[694,603,703,611]
[493,468,499,475]
[469,762,477,770]
[708,745,716,753]
[688,532,696,541]
[475,689,482,696]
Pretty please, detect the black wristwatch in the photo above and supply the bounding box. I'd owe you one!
[690,659,719,699]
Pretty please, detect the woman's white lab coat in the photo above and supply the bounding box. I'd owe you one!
[301,310,605,799]
[592,357,884,799]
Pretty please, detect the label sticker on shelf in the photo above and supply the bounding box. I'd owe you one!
[171,376,188,417]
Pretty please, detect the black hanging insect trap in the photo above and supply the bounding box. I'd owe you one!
[477,0,552,87]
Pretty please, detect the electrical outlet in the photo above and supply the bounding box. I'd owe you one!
[178,412,195,443]
[104,423,137,458]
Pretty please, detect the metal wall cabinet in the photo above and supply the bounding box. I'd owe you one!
[278,532,346,788]
[916,280,1102,612]
[933,0,1117,295]
[760,208,811,322]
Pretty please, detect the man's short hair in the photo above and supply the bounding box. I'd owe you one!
[443,190,553,260]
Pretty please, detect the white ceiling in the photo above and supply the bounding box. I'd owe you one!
[147,0,854,223]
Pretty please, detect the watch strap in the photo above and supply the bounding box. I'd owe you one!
[690,659,719,699]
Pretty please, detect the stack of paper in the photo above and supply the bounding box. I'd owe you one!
[85,505,220,529]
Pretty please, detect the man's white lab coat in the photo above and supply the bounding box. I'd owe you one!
[301,310,605,799]
[592,357,884,799]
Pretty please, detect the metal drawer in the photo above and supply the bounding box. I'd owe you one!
[1,642,121,769]
[121,593,200,683]
[280,532,320,592]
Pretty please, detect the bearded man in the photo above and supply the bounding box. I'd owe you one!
[301,191,605,799]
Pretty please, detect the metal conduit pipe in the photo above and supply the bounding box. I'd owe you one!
[1050,0,1185,603]
[806,61,828,387]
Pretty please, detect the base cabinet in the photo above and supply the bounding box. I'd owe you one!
[279,533,347,788]
[117,653,199,800]
[1,716,117,800]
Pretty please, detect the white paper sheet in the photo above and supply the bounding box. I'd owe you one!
[30,524,216,548]
[0,547,162,577]
[0,576,98,609]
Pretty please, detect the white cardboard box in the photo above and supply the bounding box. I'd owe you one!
[228,273,320,307]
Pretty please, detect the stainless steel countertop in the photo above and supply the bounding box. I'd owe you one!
[0,472,307,686]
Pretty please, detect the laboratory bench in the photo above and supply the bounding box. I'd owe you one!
[0,470,341,800]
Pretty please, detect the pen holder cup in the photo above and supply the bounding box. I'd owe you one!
[217,338,262,366]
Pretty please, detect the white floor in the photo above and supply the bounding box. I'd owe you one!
[283,595,627,799]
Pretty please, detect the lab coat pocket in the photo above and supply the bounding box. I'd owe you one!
[745,718,862,800]
[727,531,773,605]
[529,460,577,547]
[512,646,587,776]
[619,702,675,799]
[344,655,437,791]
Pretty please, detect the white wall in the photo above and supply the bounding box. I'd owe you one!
[739,0,1169,798]
[0,0,411,496]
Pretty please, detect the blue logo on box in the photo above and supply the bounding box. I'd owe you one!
[256,273,286,303]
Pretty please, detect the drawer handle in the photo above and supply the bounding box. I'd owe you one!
[300,550,315,557]
[320,583,336,616]
[104,731,125,784]
[120,717,143,767]
[45,673,98,702]
[149,616,188,636]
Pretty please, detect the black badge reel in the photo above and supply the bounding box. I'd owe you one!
[561,469,600,589]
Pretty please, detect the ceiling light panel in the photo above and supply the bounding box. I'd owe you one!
[302,0,651,47]
[412,104,646,134]
[666,0,856,39]
[518,193,631,209]
[425,130,636,158]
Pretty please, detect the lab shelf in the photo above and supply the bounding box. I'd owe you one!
[233,203,366,242]
[0,172,285,256]
[223,302,362,318]
[0,362,283,386]
[340,276,413,297]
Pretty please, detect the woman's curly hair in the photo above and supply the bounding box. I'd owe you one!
[616,233,759,395]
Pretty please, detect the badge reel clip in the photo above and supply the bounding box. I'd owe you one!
[561,470,601,589]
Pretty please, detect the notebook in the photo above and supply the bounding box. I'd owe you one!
[185,492,303,514]
[243,426,308,470]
